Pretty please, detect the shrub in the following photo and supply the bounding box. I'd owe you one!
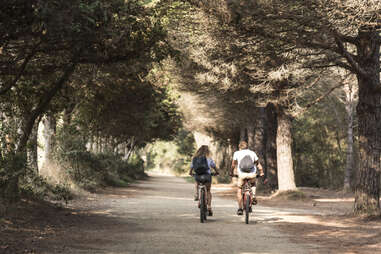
[54,125,146,191]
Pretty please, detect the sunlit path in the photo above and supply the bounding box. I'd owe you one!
[56,174,321,254]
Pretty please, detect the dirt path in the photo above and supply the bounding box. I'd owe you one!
[2,174,380,253]
[27,174,321,253]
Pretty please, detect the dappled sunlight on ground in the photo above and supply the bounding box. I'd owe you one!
[90,209,114,215]
[145,195,193,201]
[314,198,354,202]
[214,204,236,208]
[2,175,381,254]
[213,183,381,254]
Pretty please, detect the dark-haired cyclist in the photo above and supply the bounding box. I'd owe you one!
[189,145,219,216]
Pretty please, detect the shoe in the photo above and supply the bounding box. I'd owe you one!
[252,197,258,205]
[208,209,213,216]
[237,208,243,215]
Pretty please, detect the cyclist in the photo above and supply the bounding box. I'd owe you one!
[189,145,219,216]
[230,141,264,215]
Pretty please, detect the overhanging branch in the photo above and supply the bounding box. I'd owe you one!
[299,82,346,115]
[334,36,368,77]
[0,42,40,95]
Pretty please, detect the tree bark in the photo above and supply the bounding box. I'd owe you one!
[247,124,255,150]
[125,137,136,161]
[354,30,381,215]
[343,82,356,192]
[239,127,247,142]
[253,107,266,168]
[42,114,56,162]
[16,63,76,154]
[27,119,40,172]
[276,106,297,191]
[265,103,278,190]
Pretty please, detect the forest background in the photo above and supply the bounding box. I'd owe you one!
[0,0,380,217]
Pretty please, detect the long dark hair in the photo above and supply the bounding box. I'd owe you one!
[194,145,211,158]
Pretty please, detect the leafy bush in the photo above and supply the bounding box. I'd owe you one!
[54,124,146,191]
[19,167,73,203]
[0,152,26,202]
[143,129,195,175]
[292,103,346,189]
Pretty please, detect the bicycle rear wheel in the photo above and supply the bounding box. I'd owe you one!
[200,188,206,223]
[245,192,250,224]
[203,188,207,221]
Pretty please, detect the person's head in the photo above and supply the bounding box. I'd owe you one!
[238,140,248,150]
[194,145,211,158]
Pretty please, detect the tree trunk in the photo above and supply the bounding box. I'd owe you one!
[354,30,381,215]
[16,63,76,154]
[240,127,247,142]
[344,82,356,192]
[42,114,56,163]
[125,137,136,161]
[27,120,39,172]
[253,107,266,168]
[247,124,255,150]
[276,106,296,191]
[265,103,278,190]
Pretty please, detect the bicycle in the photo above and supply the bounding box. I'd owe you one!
[193,172,218,223]
[233,174,265,224]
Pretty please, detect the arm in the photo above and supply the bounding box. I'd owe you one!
[255,161,264,176]
[230,160,237,176]
[189,160,193,175]
[209,159,219,175]
[212,166,219,175]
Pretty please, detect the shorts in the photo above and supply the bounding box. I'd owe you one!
[194,174,212,184]
[237,172,257,188]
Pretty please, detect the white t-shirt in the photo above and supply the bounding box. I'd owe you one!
[233,149,258,174]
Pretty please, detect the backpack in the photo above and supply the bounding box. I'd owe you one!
[192,156,209,175]
[239,155,255,173]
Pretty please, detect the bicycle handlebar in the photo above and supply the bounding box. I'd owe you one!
[230,173,267,184]
[191,172,219,176]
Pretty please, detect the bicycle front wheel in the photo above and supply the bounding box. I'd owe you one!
[245,192,250,224]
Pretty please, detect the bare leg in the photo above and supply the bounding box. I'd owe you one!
[207,190,212,209]
[251,186,256,197]
[237,188,243,209]
[194,182,199,199]
[251,179,257,203]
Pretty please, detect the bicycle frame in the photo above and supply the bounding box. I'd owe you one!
[241,178,253,224]
[193,172,216,223]
[198,182,208,223]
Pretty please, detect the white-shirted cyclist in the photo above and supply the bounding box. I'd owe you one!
[230,141,264,215]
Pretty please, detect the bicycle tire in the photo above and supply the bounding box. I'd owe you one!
[200,188,206,223]
[203,188,207,221]
[245,192,250,224]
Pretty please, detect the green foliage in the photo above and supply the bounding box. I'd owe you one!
[1,0,177,201]
[292,99,346,189]
[143,133,195,175]
[19,167,73,203]
[74,68,182,145]
[0,149,72,203]
[54,124,146,191]
[174,129,196,158]
[0,152,26,202]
